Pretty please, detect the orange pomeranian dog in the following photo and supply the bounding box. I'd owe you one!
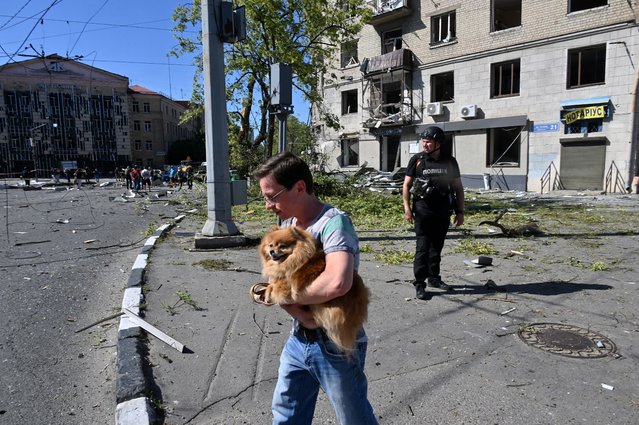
[258,226,370,354]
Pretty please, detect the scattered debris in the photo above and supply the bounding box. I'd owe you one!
[350,168,406,193]
[14,240,51,246]
[83,239,97,244]
[601,383,614,391]
[484,279,507,292]
[464,256,493,268]
[56,219,70,224]
[123,308,187,353]
[500,307,517,316]
[479,210,543,237]
[75,312,125,333]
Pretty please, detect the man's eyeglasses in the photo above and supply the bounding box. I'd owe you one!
[263,187,288,205]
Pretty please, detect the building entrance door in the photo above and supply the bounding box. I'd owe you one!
[381,136,400,171]
[560,139,606,190]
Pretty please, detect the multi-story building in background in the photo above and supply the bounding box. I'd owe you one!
[0,54,196,177]
[128,85,197,170]
[313,0,639,192]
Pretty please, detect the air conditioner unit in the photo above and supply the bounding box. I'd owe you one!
[460,104,477,119]
[426,102,443,116]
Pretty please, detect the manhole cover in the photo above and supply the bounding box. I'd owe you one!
[518,323,616,358]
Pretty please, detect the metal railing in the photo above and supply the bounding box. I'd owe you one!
[540,161,564,194]
[604,161,627,194]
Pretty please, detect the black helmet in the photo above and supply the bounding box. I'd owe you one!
[420,126,444,143]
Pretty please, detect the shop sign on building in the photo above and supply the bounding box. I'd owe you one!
[564,105,605,124]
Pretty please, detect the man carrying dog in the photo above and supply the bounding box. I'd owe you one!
[253,152,377,425]
[402,126,465,300]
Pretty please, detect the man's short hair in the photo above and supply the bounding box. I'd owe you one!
[253,151,313,194]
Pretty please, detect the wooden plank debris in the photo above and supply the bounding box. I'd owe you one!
[122,308,186,353]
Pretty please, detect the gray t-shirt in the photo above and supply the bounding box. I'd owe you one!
[283,204,366,341]
[282,204,359,270]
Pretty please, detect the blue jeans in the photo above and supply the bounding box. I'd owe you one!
[272,329,378,425]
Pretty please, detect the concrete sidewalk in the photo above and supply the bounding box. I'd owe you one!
[125,201,639,424]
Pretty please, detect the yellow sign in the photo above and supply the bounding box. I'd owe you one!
[564,105,605,125]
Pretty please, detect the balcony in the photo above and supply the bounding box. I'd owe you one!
[368,0,412,26]
[361,48,413,76]
[361,50,413,130]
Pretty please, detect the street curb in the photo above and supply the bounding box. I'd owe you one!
[114,218,183,425]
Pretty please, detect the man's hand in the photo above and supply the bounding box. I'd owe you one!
[281,304,318,329]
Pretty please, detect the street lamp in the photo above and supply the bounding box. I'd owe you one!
[29,122,57,181]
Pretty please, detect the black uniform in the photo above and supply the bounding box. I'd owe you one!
[406,152,461,285]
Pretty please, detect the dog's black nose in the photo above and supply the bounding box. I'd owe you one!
[269,249,277,257]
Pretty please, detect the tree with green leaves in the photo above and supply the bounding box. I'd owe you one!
[171,0,370,164]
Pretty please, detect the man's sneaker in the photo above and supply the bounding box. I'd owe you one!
[429,279,454,292]
[414,282,430,300]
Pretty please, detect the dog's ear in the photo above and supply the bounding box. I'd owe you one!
[289,226,306,240]
[269,225,280,233]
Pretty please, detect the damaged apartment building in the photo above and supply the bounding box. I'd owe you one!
[0,55,196,177]
[313,0,639,192]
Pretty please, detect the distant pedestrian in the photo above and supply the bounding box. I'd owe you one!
[130,166,141,191]
[51,168,60,184]
[186,166,194,189]
[124,166,132,190]
[21,167,31,187]
[64,168,71,183]
[73,168,83,189]
[141,167,151,191]
[94,168,101,183]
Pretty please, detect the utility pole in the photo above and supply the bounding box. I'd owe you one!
[196,0,246,248]
[270,63,293,154]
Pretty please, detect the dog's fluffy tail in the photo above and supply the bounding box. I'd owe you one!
[313,274,370,357]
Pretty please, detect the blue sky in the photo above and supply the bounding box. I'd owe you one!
[0,0,309,123]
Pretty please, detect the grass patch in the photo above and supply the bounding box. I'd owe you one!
[162,289,203,315]
[454,239,498,256]
[374,249,414,265]
[590,261,609,271]
[143,223,158,237]
[360,243,374,253]
[193,258,233,270]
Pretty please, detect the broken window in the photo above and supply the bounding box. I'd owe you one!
[431,11,456,44]
[487,127,521,167]
[431,71,454,102]
[340,138,359,167]
[491,59,520,98]
[341,89,358,115]
[382,29,402,54]
[568,0,607,13]
[567,44,606,89]
[340,40,359,68]
[491,0,521,32]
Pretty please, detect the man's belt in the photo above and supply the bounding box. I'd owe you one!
[296,325,327,342]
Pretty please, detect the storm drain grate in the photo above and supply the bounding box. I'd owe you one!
[518,322,617,358]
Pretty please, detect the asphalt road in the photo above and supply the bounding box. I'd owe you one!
[0,180,189,425]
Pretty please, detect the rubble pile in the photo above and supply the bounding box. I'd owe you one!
[353,168,406,194]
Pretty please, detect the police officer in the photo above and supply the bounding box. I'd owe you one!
[402,126,465,300]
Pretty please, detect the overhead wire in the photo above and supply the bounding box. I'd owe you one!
[67,0,110,57]
[0,0,63,66]
[0,0,34,31]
